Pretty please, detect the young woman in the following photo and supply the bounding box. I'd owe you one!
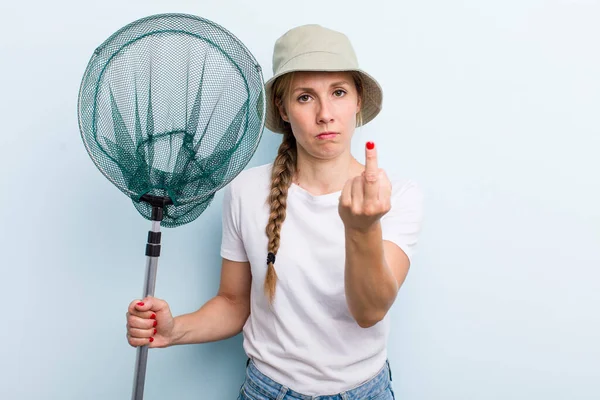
[126,24,424,399]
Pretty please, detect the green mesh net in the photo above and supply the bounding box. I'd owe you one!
[77,13,265,227]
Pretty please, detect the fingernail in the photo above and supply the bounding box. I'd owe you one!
[153,320,157,327]
[150,313,156,319]
[154,328,157,335]
[366,141,375,150]
[149,337,154,343]
[137,302,144,306]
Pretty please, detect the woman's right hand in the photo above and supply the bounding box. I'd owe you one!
[126,296,175,348]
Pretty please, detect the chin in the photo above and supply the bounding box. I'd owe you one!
[316,144,349,159]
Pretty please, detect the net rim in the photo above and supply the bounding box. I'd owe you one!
[77,13,266,205]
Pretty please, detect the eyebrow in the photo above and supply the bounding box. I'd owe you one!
[292,80,351,93]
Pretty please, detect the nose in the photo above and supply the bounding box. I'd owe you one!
[316,98,334,125]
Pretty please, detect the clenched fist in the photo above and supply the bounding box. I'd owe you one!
[126,296,175,348]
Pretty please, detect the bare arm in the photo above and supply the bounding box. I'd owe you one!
[339,142,412,328]
[169,257,252,346]
[344,223,410,328]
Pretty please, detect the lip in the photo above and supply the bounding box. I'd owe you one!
[316,131,339,139]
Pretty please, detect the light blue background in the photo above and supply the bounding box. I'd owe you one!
[1,1,598,399]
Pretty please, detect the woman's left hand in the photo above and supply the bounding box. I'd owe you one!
[339,142,392,232]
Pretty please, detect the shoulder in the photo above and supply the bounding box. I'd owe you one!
[387,173,424,205]
[226,162,273,198]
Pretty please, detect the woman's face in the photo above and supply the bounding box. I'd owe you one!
[278,71,361,160]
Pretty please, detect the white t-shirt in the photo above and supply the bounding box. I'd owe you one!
[220,163,424,395]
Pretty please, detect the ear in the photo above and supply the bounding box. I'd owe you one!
[276,99,289,122]
[356,95,362,114]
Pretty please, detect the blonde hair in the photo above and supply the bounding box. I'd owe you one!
[264,71,364,303]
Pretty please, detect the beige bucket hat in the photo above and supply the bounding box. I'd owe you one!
[264,24,383,134]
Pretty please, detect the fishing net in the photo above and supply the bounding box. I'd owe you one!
[77,13,265,400]
[78,13,265,227]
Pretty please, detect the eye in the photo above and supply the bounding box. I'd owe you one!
[297,94,311,103]
[333,89,347,97]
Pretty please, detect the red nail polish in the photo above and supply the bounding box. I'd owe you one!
[366,141,375,150]
[150,313,156,319]
[153,320,157,327]
[137,302,144,306]
[154,329,157,335]
[149,337,154,343]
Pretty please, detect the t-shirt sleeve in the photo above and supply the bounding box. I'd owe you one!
[220,182,249,262]
[381,179,425,263]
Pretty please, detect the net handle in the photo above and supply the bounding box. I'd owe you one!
[132,195,171,400]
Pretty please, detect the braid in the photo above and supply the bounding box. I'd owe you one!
[264,132,297,303]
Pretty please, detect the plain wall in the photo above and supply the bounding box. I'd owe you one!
[1,0,598,399]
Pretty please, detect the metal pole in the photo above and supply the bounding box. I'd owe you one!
[132,210,163,400]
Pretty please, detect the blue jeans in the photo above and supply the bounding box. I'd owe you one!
[237,359,396,399]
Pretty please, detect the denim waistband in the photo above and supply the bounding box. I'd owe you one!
[242,358,393,400]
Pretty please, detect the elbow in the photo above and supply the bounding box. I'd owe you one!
[349,295,395,328]
[357,319,379,329]
[218,293,251,331]
[354,311,386,329]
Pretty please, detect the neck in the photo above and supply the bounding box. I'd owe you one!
[293,148,362,195]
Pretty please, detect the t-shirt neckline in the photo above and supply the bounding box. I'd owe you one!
[289,182,342,205]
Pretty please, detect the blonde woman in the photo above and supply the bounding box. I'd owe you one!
[126,24,424,399]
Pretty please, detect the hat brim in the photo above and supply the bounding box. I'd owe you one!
[264,65,383,134]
